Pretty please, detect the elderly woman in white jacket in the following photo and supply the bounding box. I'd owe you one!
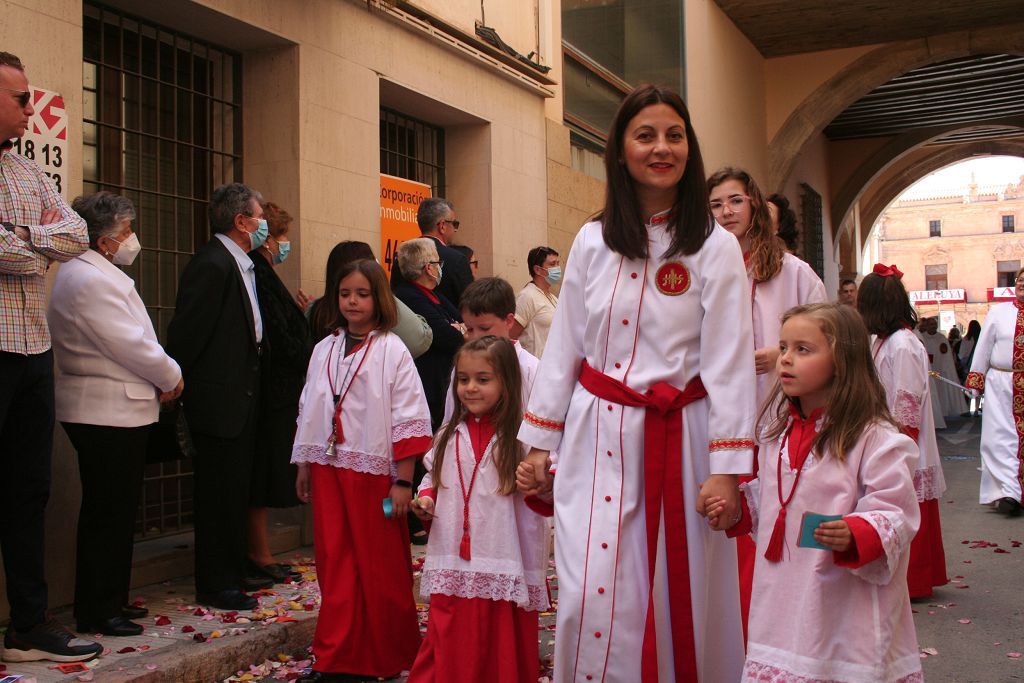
[48,191,182,637]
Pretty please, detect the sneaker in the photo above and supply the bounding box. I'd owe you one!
[2,617,103,663]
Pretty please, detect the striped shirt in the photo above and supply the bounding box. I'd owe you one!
[0,143,88,355]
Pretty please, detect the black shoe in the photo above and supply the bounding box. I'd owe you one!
[249,560,292,584]
[2,617,103,663]
[996,497,1022,517]
[242,574,275,591]
[196,589,258,611]
[76,617,144,637]
[121,604,149,619]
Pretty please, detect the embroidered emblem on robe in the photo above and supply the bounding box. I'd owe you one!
[656,262,690,296]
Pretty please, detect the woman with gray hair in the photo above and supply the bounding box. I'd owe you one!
[48,191,183,636]
[392,237,465,431]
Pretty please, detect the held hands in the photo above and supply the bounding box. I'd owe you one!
[754,346,780,375]
[704,495,740,531]
[389,484,413,519]
[411,496,435,521]
[813,519,853,553]
[516,448,552,497]
[697,474,740,528]
[159,378,184,403]
[295,464,311,504]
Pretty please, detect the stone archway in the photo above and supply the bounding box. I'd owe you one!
[768,22,1024,191]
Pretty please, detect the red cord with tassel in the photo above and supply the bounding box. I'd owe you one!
[455,436,481,562]
[765,413,817,563]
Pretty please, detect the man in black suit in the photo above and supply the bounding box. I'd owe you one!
[167,183,269,611]
[391,197,473,306]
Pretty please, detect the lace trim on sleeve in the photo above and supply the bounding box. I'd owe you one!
[741,481,759,538]
[913,465,944,502]
[893,389,922,430]
[291,443,393,476]
[420,568,549,611]
[393,418,432,442]
[845,510,904,586]
[709,438,755,452]
[524,411,564,432]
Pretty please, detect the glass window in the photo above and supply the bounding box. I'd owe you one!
[925,263,948,290]
[380,107,445,197]
[800,183,824,280]
[1002,215,1015,233]
[929,219,941,237]
[997,260,1020,287]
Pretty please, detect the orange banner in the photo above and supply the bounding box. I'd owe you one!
[380,174,431,276]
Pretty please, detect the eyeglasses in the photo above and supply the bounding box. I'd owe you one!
[1016,277,1024,284]
[428,260,442,267]
[0,86,31,108]
[442,219,460,230]
[469,259,479,267]
[709,195,750,216]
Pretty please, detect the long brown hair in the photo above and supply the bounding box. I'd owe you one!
[334,260,398,332]
[707,167,783,283]
[856,272,917,337]
[310,240,376,341]
[757,303,896,462]
[599,84,713,260]
[432,336,523,494]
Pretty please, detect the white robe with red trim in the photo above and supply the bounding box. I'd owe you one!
[872,329,946,502]
[751,253,827,408]
[518,215,756,683]
[920,330,965,418]
[967,301,1024,503]
[291,329,433,472]
[742,420,922,683]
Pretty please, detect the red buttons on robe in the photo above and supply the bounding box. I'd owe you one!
[614,362,621,369]
[606,450,612,457]
[586,676,593,681]
[598,586,605,594]
[601,542,608,549]
[605,495,611,502]
[622,319,629,325]
[607,405,613,411]
[595,631,602,638]
[631,272,638,279]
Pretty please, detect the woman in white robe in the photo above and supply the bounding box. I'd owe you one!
[919,317,966,417]
[967,268,1024,515]
[517,85,756,682]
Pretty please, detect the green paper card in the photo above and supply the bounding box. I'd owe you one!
[797,512,843,550]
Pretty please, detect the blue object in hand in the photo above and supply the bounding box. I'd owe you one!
[382,497,394,519]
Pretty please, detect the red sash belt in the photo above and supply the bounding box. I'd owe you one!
[578,360,706,682]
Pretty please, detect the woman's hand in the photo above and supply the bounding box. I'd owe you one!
[389,485,413,519]
[703,495,740,531]
[159,378,184,403]
[754,346,780,375]
[411,496,435,521]
[517,449,552,496]
[814,519,853,552]
[295,464,311,504]
[697,474,739,522]
[295,288,313,312]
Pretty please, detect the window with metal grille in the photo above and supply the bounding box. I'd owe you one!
[800,183,825,280]
[997,260,1020,287]
[929,219,941,237]
[1002,215,1015,233]
[380,107,445,197]
[925,263,948,290]
[83,1,243,538]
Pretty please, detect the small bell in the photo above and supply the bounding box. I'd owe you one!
[325,433,336,456]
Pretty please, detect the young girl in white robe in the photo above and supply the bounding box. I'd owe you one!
[708,303,922,683]
[291,260,433,683]
[858,265,948,597]
[707,167,827,631]
[409,336,550,683]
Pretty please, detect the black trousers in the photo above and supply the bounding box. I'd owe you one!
[190,401,257,594]
[62,422,149,623]
[0,350,54,631]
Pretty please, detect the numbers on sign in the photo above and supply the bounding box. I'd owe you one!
[21,139,34,160]
[44,172,62,193]
[41,144,63,168]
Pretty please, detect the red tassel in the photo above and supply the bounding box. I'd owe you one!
[459,531,471,561]
[764,507,787,563]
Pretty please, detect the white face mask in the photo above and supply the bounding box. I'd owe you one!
[110,232,142,266]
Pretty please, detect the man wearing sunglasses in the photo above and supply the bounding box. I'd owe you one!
[0,52,100,664]
[391,197,474,307]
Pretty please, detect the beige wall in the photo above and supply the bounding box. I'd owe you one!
[782,132,839,294]
[683,0,768,184]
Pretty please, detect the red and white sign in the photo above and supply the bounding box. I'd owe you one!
[8,86,68,198]
[988,286,1016,302]
[909,289,966,305]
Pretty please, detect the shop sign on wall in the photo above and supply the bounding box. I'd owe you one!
[380,174,431,276]
[8,86,68,198]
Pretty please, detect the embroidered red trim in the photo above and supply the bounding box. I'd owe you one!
[524,411,564,431]
[709,438,755,452]
[965,371,985,392]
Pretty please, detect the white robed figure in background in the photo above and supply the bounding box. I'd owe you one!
[516,85,756,683]
[967,267,1024,516]
[919,316,965,417]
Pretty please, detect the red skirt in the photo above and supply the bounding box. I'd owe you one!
[310,464,421,676]
[407,594,539,683]
[907,497,948,598]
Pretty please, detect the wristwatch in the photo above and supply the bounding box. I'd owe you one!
[394,479,413,489]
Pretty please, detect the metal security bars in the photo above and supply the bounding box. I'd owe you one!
[380,107,445,197]
[82,1,243,538]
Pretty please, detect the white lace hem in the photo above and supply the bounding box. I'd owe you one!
[420,568,548,612]
[290,443,394,476]
[913,465,945,502]
[741,482,760,537]
[743,659,923,683]
[393,418,432,442]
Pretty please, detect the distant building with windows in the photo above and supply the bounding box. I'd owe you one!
[871,174,1024,329]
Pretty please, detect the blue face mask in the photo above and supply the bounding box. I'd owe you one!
[545,266,562,284]
[248,218,269,250]
[273,239,290,265]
